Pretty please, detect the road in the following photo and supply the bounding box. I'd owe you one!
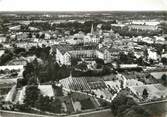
[0,109,113,117]
[142,100,167,117]
[66,109,113,117]
[0,110,55,117]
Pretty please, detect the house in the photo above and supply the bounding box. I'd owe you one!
[140,37,154,44]
[28,26,39,31]
[38,85,54,97]
[111,24,126,29]
[53,45,72,65]
[150,71,167,80]
[103,48,111,63]
[16,32,27,40]
[147,48,159,60]
[83,35,100,44]
[0,36,6,43]
[0,65,24,71]
[0,49,5,57]
[9,25,21,31]
[103,47,121,63]
[116,64,143,72]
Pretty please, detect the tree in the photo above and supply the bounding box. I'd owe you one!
[52,85,63,96]
[111,93,151,117]
[144,49,149,61]
[161,74,167,86]
[159,22,167,34]
[71,58,80,66]
[28,33,32,38]
[119,52,128,64]
[35,95,50,111]
[100,95,104,99]
[95,58,104,69]
[14,103,30,112]
[49,98,62,113]
[47,60,53,79]
[32,58,40,79]
[57,65,70,80]
[35,33,40,38]
[122,105,151,117]
[101,65,111,75]
[127,52,136,63]
[149,59,154,65]
[0,44,3,48]
[161,57,167,65]
[27,76,38,85]
[14,47,26,55]
[0,49,13,65]
[76,62,88,71]
[21,62,35,86]
[24,85,40,107]
[137,57,145,66]
[142,89,148,99]
[111,94,137,116]
[35,95,62,113]
[40,33,45,39]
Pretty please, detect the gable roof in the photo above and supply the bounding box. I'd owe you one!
[52,44,73,55]
[150,72,167,80]
[38,85,54,97]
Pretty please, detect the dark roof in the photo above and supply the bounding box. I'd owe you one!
[52,44,73,55]
[107,47,122,53]
[52,44,99,55]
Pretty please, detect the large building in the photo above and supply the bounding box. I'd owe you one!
[51,44,104,65]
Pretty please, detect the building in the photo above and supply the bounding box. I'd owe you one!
[128,24,158,31]
[0,35,7,43]
[52,44,105,65]
[103,47,121,63]
[52,45,72,65]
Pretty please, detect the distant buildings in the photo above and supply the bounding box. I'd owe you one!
[9,25,21,31]
[128,24,158,31]
[0,35,7,43]
[111,20,160,32]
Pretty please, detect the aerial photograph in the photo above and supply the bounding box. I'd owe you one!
[0,0,167,117]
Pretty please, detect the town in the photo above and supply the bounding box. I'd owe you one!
[0,11,167,117]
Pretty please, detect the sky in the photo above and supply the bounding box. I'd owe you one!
[0,0,167,11]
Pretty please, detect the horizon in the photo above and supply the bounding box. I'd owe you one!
[0,0,167,12]
[1,10,167,13]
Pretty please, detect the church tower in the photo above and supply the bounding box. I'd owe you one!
[91,24,94,35]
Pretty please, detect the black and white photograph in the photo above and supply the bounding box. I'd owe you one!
[0,0,167,117]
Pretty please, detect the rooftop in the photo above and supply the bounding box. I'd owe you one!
[150,71,167,80]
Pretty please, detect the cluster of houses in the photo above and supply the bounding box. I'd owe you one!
[0,17,167,115]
